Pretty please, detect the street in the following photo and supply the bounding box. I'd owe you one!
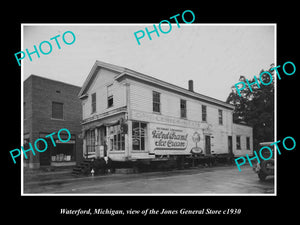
[23,165,274,194]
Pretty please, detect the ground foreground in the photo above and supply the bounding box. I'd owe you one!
[23,165,274,194]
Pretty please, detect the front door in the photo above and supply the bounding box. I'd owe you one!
[205,135,211,155]
[228,136,233,155]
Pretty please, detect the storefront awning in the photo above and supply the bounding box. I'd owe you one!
[82,122,104,131]
[82,113,126,131]
[103,120,120,127]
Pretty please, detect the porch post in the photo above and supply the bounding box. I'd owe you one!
[82,138,86,159]
[126,120,132,158]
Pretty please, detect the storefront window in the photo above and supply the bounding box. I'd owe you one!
[132,121,147,151]
[51,143,75,162]
[108,124,125,151]
[86,129,96,153]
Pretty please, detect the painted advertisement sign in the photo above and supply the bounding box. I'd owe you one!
[152,127,188,150]
[149,123,205,155]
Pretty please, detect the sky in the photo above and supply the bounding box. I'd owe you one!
[23,24,275,101]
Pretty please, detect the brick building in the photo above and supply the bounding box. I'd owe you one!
[78,61,253,162]
[24,75,83,168]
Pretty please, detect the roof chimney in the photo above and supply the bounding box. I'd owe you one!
[188,80,194,92]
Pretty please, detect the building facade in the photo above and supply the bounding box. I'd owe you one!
[78,61,253,162]
[24,75,83,168]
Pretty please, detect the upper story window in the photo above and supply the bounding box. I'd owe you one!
[107,84,114,108]
[218,109,223,125]
[52,102,64,119]
[152,91,161,113]
[202,105,207,122]
[91,93,96,113]
[180,99,187,118]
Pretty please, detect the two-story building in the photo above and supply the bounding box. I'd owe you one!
[78,61,253,162]
[24,75,83,168]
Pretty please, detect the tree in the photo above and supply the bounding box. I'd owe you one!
[226,64,274,150]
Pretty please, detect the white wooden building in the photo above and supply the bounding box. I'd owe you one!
[78,61,253,162]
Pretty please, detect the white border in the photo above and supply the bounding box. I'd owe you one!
[21,23,277,196]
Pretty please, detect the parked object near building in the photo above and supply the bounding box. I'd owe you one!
[253,142,274,180]
[78,61,253,169]
[24,75,83,168]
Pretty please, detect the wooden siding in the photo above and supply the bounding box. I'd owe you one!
[129,80,233,121]
[82,68,126,120]
[128,80,235,155]
[233,123,253,156]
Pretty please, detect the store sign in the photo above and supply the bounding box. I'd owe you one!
[152,127,188,150]
[56,140,75,144]
[131,110,211,130]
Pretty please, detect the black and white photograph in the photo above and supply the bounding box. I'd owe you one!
[4,4,298,221]
[21,24,275,195]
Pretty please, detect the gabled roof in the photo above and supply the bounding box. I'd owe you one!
[78,60,235,110]
[78,60,125,98]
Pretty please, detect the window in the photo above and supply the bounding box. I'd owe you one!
[108,124,125,151]
[218,109,223,125]
[108,96,113,108]
[91,93,96,113]
[132,121,147,151]
[153,91,160,113]
[236,136,241,150]
[51,143,74,162]
[86,130,95,154]
[52,102,63,119]
[180,99,187,118]
[107,84,113,108]
[246,137,250,150]
[202,105,207,122]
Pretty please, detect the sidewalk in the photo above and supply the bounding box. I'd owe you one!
[24,167,76,184]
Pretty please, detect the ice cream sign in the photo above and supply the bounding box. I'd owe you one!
[191,131,203,154]
[151,126,188,150]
